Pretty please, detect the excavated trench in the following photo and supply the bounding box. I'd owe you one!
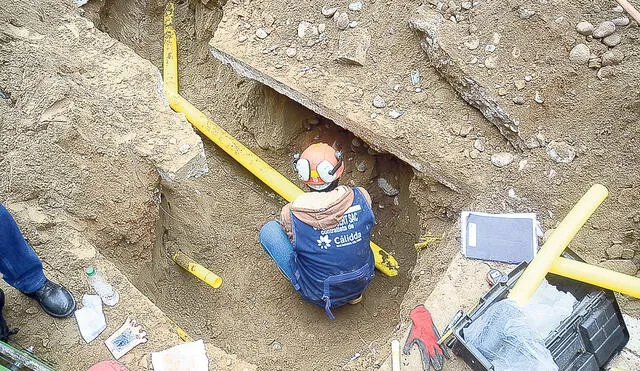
[84,0,455,368]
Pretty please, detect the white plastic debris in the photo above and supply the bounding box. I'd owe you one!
[74,294,106,343]
[152,340,209,371]
[521,279,577,338]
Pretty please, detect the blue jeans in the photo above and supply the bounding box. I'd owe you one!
[0,204,46,293]
[259,221,294,280]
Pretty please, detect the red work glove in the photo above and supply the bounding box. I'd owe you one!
[403,305,448,371]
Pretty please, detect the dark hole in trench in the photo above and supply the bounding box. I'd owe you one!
[89,0,423,368]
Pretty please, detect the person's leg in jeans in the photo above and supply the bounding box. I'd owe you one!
[0,204,46,293]
[0,204,75,318]
[259,221,294,280]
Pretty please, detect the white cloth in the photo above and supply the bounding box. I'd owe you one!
[152,340,209,371]
[74,294,106,343]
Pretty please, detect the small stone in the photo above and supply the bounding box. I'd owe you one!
[607,244,623,259]
[297,21,311,38]
[285,47,297,57]
[602,33,621,47]
[461,2,472,10]
[491,33,501,45]
[513,96,525,105]
[597,66,616,80]
[601,50,624,66]
[576,21,594,35]
[548,168,557,179]
[485,44,496,52]
[524,75,533,82]
[372,95,386,108]
[388,110,403,119]
[348,1,362,11]
[613,5,624,12]
[237,35,248,43]
[255,28,269,39]
[334,27,371,66]
[469,149,480,159]
[474,138,485,152]
[612,17,630,26]
[546,141,575,163]
[377,178,400,196]
[518,159,527,171]
[356,161,367,172]
[459,125,473,137]
[484,56,497,69]
[512,47,521,58]
[491,152,514,167]
[352,137,362,147]
[498,87,507,96]
[588,57,602,69]
[598,260,638,276]
[335,12,350,30]
[415,88,422,93]
[370,113,377,119]
[179,143,190,154]
[593,21,616,38]
[349,21,358,28]
[622,249,635,259]
[318,23,326,33]
[321,6,338,17]
[468,56,478,64]
[569,43,590,64]
[464,34,480,50]
[514,80,526,90]
[410,70,421,85]
[519,8,536,19]
[534,91,544,104]
[271,341,282,350]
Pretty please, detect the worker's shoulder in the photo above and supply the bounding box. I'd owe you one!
[354,186,372,206]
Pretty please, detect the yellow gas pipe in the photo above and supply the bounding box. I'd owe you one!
[171,250,223,289]
[509,184,609,305]
[162,3,398,276]
[550,257,640,299]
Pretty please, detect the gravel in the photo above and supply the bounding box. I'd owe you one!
[601,50,624,66]
[372,95,386,108]
[335,12,350,30]
[348,1,362,11]
[388,110,403,119]
[491,152,515,167]
[602,33,621,47]
[321,6,338,17]
[593,21,616,38]
[575,21,594,35]
[569,43,590,64]
[546,141,575,163]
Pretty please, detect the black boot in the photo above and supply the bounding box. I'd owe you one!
[25,280,76,318]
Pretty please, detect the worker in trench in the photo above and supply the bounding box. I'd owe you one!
[259,143,375,319]
[0,204,76,338]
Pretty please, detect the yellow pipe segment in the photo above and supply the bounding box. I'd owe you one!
[551,257,640,299]
[162,3,398,276]
[171,250,223,289]
[509,184,609,305]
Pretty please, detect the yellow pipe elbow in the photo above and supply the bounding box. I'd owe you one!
[509,184,608,305]
[172,250,223,289]
[550,257,640,299]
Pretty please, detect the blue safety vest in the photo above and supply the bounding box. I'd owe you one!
[290,187,375,319]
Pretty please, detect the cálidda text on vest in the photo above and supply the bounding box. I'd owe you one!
[317,205,364,249]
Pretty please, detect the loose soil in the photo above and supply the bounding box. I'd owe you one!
[87,1,433,368]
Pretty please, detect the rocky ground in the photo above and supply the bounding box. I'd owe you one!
[0,0,639,369]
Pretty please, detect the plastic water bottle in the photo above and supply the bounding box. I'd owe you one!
[86,266,119,306]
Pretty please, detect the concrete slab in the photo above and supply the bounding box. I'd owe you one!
[209,1,510,195]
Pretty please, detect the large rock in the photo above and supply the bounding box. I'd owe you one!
[334,28,371,66]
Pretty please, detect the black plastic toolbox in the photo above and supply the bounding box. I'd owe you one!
[448,251,630,371]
